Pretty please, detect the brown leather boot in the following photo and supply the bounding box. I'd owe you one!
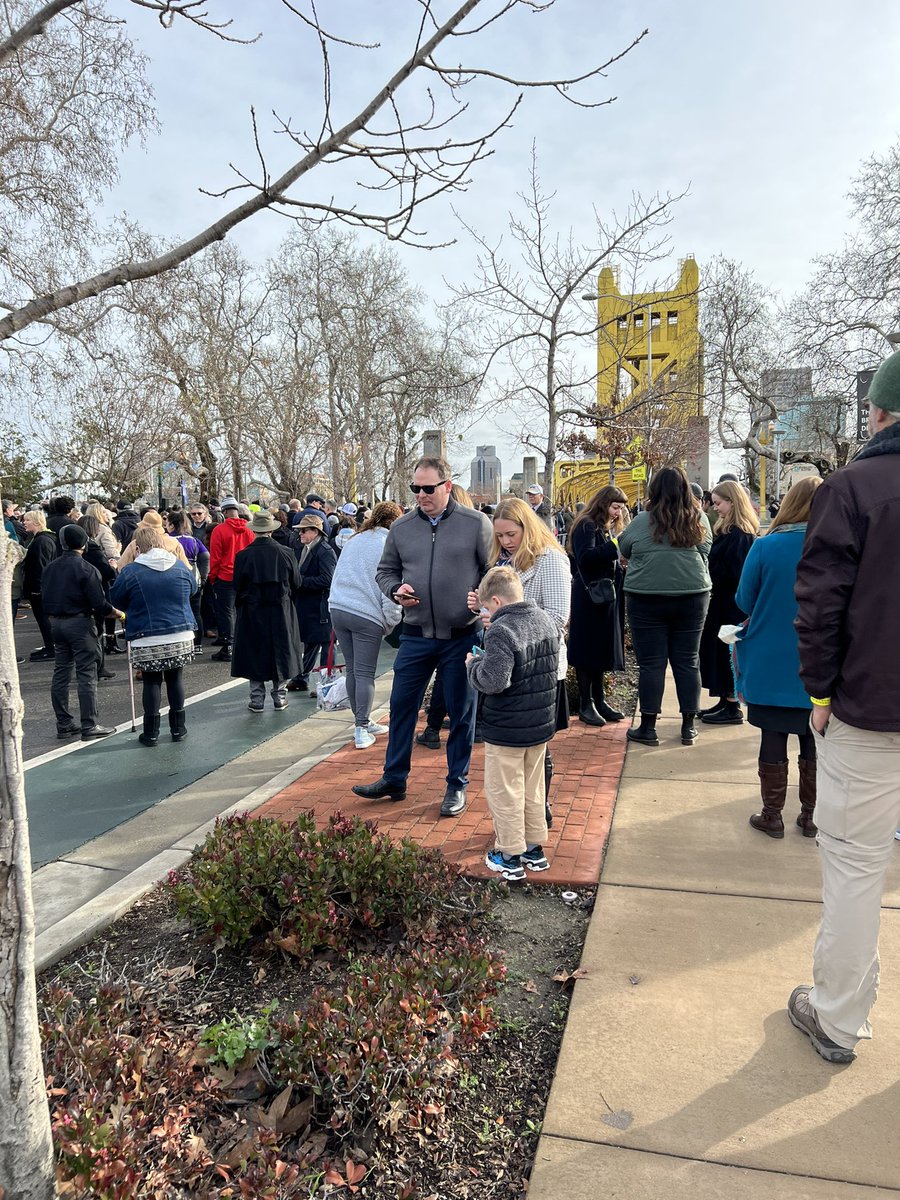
[749,760,788,839]
[796,756,817,837]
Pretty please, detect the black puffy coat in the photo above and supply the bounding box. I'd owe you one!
[567,518,625,673]
[231,537,303,682]
[293,536,336,645]
[467,601,560,748]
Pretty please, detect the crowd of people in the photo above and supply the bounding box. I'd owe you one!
[5,347,900,1067]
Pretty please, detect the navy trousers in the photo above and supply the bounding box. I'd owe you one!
[382,632,477,791]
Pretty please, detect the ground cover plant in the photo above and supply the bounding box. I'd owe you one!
[39,811,596,1199]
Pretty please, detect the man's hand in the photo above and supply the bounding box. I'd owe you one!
[811,703,832,734]
[467,589,480,612]
[393,583,420,608]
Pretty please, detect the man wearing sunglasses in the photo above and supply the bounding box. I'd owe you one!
[352,456,493,817]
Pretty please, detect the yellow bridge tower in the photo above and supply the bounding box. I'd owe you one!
[555,257,708,508]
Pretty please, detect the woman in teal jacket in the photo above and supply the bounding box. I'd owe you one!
[733,477,822,840]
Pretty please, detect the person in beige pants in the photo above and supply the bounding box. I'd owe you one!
[792,351,900,1064]
[466,566,561,883]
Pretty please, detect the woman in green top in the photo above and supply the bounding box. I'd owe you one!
[617,467,713,747]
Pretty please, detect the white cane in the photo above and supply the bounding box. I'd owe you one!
[127,636,137,733]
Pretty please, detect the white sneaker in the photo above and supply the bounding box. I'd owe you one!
[366,721,389,735]
[354,726,376,749]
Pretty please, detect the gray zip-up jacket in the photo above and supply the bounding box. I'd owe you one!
[376,499,494,640]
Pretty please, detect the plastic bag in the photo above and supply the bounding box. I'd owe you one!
[317,671,349,711]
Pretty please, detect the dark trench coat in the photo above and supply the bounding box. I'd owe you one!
[567,518,625,673]
[231,536,303,682]
[293,535,336,646]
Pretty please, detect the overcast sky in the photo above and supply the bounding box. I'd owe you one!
[106,0,900,483]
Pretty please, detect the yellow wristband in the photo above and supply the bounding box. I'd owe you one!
[810,697,831,707]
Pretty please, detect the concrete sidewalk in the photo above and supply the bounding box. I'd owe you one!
[528,695,900,1197]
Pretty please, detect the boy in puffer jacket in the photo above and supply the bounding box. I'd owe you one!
[466,566,560,882]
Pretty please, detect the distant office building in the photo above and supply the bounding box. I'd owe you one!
[469,445,501,503]
[422,430,447,460]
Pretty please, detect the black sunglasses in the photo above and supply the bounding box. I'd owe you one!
[410,480,449,495]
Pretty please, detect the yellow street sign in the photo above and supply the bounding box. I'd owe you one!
[631,465,647,482]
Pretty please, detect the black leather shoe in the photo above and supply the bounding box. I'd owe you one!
[210,648,232,662]
[578,703,606,727]
[416,727,441,749]
[352,777,407,802]
[701,704,743,726]
[680,715,699,745]
[57,726,80,739]
[596,702,625,722]
[440,787,467,817]
[29,648,54,661]
[98,669,117,681]
[81,725,116,740]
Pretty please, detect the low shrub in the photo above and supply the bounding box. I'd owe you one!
[270,937,505,1139]
[42,935,504,1195]
[168,811,470,961]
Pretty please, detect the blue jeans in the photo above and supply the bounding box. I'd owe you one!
[383,632,477,790]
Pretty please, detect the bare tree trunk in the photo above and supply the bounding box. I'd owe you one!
[544,334,558,507]
[0,531,55,1199]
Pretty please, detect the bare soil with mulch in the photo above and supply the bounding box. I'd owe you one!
[40,879,596,1198]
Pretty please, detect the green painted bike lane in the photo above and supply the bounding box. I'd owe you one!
[25,644,396,868]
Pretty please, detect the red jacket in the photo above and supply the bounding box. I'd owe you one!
[209,518,255,583]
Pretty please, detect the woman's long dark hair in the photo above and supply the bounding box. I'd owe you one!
[646,467,705,548]
[166,509,189,534]
[566,485,628,551]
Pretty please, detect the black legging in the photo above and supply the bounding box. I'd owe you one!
[141,667,185,717]
[759,728,816,764]
[30,595,55,653]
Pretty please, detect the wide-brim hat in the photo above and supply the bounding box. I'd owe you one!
[249,511,279,533]
[297,514,325,532]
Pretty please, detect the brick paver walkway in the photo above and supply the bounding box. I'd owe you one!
[254,714,628,887]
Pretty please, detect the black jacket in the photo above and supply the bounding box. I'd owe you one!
[795,423,900,731]
[112,509,140,550]
[568,518,625,673]
[41,550,113,618]
[47,513,77,535]
[467,600,560,748]
[700,526,756,696]
[293,536,336,644]
[22,529,58,598]
[232,537,303,682]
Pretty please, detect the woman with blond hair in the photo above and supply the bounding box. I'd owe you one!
[110,524,197,746]
[698,479,759,726]
[464,496,570,829]
[329,501,404,748]
[733,476,823,839]
[567,485,629,726]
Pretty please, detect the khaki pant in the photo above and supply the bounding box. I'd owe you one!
[809,716,900,1049]
[484,741,549,856]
